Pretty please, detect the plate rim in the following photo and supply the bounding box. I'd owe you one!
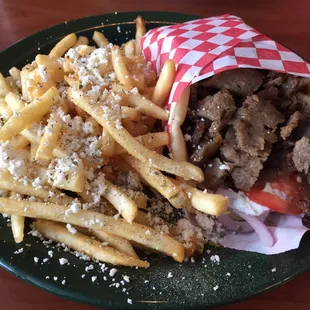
[0,10,309,310]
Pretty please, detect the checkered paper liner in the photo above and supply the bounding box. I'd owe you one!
[141,14,310,129]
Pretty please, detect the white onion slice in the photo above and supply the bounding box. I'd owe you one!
[237,212,275,247]
[217,213,254,233]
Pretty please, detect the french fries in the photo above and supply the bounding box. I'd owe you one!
[9,67,21,90]
[11,215,25,243]
[111,45,133,89]
[35,114,62,161]
[92,31,109,48]
[126,93,169,121]
[68,88,204,182]
[91,230,138,258]
[0,98,13,120]
[101,128,115,157]
[36,220,149,267]
[174,180,229,216]
[0,26,229,271]
[152,60,176,107]
[135,16,146,55]
[49,33,77,57]
[124,40,135,59]
[0,171,73,205]
[73,36,89,47]
[0,73,13,98]
[121,106,141,121]
[0,198,185,262]
[113,132,169,156]
[170,86,190,162]
[101,178,138,223]
[124,155,190,209]
[0,87,59,141]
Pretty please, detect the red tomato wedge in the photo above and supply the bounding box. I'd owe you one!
[245,177,304,215]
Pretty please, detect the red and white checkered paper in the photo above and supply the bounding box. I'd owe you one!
[141,14,310,128]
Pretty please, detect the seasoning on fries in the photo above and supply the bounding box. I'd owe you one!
[0,16,228,272]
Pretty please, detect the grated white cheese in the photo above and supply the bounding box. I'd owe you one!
[210,255,220,264]
[123,275,130,283]
[37,65,49,83]
[59,258,69,265]
[66,223,77,234]
[91,276,97,282]
[34,257,39,263]
[85,264,94,272]
[14,248,23,254]
[219,164,230,171]
[109,268,117,277]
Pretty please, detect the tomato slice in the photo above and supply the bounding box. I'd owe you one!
[245,177,303,215]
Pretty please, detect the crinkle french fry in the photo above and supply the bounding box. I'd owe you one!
[92,31,109,48]
[174,180,228,216]
[0,171,73,205]
[124,155,190,209]
[35,114,62,161]
[49,33,77,57]
[113,132,169,156]
[0,73,12,98]
[102,178,138,223]
[135,16,146,55]
[68,88,204,182]
[73,36,89,47]
[126,93,168,121]
[11,214,25,243]
[152,59,176,107]
[0,87,59,141]
[111,45,133,89]
[36,219,149,268]
[91,229,138,258]
[0,198,184,262]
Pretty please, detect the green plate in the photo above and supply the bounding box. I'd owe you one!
[1,11,310,310]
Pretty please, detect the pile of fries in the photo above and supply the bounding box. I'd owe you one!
[0,16,228,268]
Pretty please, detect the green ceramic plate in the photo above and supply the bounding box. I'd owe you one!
[1,11,310,310]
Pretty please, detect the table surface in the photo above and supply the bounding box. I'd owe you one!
[1,0,310,309]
